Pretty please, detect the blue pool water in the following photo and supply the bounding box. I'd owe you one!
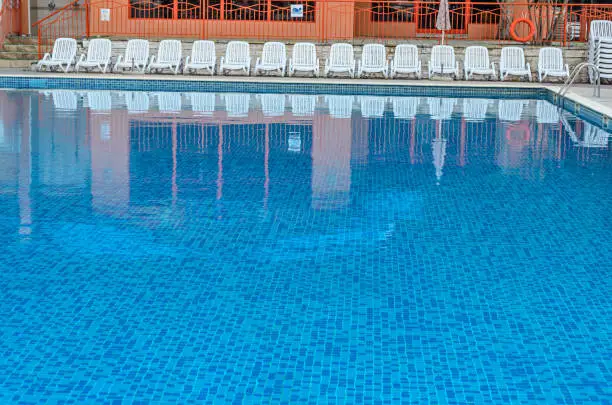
[0,89,610,404]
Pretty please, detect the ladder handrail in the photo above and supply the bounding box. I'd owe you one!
[558,62,600,100]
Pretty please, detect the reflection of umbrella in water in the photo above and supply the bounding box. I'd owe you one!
[432,132,447,184]
[428,97,456,184]
[436,0,451,44]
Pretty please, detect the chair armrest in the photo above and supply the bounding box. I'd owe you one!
[149,56,157,65]
[42,53,51,61]
[185,56,191,65]
[77,54,85,64]
[219,56,225,66]
[255,57,261,66]
[565,63,570,74]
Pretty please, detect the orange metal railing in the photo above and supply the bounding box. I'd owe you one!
[33,0,612,57]
[0,0,21,49]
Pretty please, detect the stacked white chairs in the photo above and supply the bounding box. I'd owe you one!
[87,91,112,112]
[325,95,354,118]
[390,44,421,79]
[289,43,319,77]
[325,43,356,78]
[259,94,286,117]
[189,92,216,115]
[156,92,182,113]
[184,41,216,75]
[291,95,317,116]
[51,90,78,111]
[587,20,612,83]
[535,100,560,125]
[358,44,389,78]
[462,98,491,121]
[537,47,569,82]
[500,47,532,81]
[463,46,496,80]
[359,96,386,118]
[219,41,251,76]
[114,39,150,73]
[37,38,77,73]
[255,42,287,76]
[148,40,182,74]
[125,92,150,113]
[498,99,527,122]
[428,45,459,79]
[223,93,251,117]
[76,39,112,73]
[579,122,610,148]
[392,97,419,119]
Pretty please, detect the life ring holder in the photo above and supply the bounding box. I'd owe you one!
[505,122,531,147]
[510,18,536,43]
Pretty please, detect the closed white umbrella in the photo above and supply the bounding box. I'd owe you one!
[436,0,451,45]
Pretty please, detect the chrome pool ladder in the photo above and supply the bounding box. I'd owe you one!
[557,63,600,104]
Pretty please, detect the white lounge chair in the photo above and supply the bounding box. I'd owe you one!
[428,97,456,120]
[392,97,420,119]
[428,45,459,79]
[148,40,182,74]
[464,46,496,80]
[114,39,150,73]
[156,92,181,113]
[390,44,421,79]
[462,98,491,121]
[358,44,388,78]
[535,100,560,124]
[288,43,319,77]
[498,99,527,122]
[184,40,216,75]
[537,47,569,82]
[258,94,286,116]
[219,41,251,76]
[189,92,216,115]
[325,43,356,78]
[76,38,112,73]
[255,42,286,76]
[325,95,354,118]
[37,38,77,73]
[359,96,386,118]
[87,91,112,112]
[223,93,251,117]
[500,47,532,81]
[124,92,150,113]
[51,90,78,110]
[290,95,317,116]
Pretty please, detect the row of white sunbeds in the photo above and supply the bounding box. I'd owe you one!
[37,38,569,82]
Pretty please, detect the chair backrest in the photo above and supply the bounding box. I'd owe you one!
[500,47,526,70]
[538,47,563,71]
[259,94,286,116]
[52,90,77,111]
[360,96,386,118]
[464,46,490,69]
[51,38,77,62]
[191,40,216,64]
[157,40,182,63]
[87,91,112,111]
[126,92,150,113]
[224,93,251,117]
[431,45,456,68]
[392,97,419,119]
[157,92,181,113]
[261,42,286,65]
[125,39,150,64]
[225,41,250,64]
[189,92,216,115]
[536,100,560,124]
[428,97,456,120]
[291,95,317,116]
[589,20,612,41]
[86,38,111,63]
[329,43,354,67]
[393,44,419,68]
[462,98,490,121]
[326,95,354,118]
[582,122,610,147]
[361,44,386,68]
[498,100,525,122]
[292,43,317,66]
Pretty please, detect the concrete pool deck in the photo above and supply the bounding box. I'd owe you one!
[0,69,610,124]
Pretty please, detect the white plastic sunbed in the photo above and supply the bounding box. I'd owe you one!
[156,92,182,113]
[428,45,459,79]
[148,40,182,74]
[114,39,150,73]
[124,92,150,113]
[464,46,496,80]
[392,97,420,119]
[500,47,532,81]
[290,95,317,116]
[87,91,112,112]
[288,43,319,77]
[325,95,354,118]
[37,38,77,73]
[184,41,216,75]
[76,38,112,73]
[359,96,386,118]
[223,93,251,117]
[358,44,389,78]
[325,43,356,78]
[537,47,569,82]
[258,94,286,116]
[219,41,251,76]
[189,92,216,115]
[255,42,287,76]
[389,44,421,79]
[51,90,78,110]
[462,98,491,121]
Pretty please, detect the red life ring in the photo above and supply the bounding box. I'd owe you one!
[510,18,536,43]
[505,122,531,147]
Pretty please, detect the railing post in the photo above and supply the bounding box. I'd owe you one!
[85,0,90,38]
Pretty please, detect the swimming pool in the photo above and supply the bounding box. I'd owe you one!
[0,88,610,404]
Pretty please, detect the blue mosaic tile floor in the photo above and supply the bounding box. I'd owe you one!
[0,89,610,404]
